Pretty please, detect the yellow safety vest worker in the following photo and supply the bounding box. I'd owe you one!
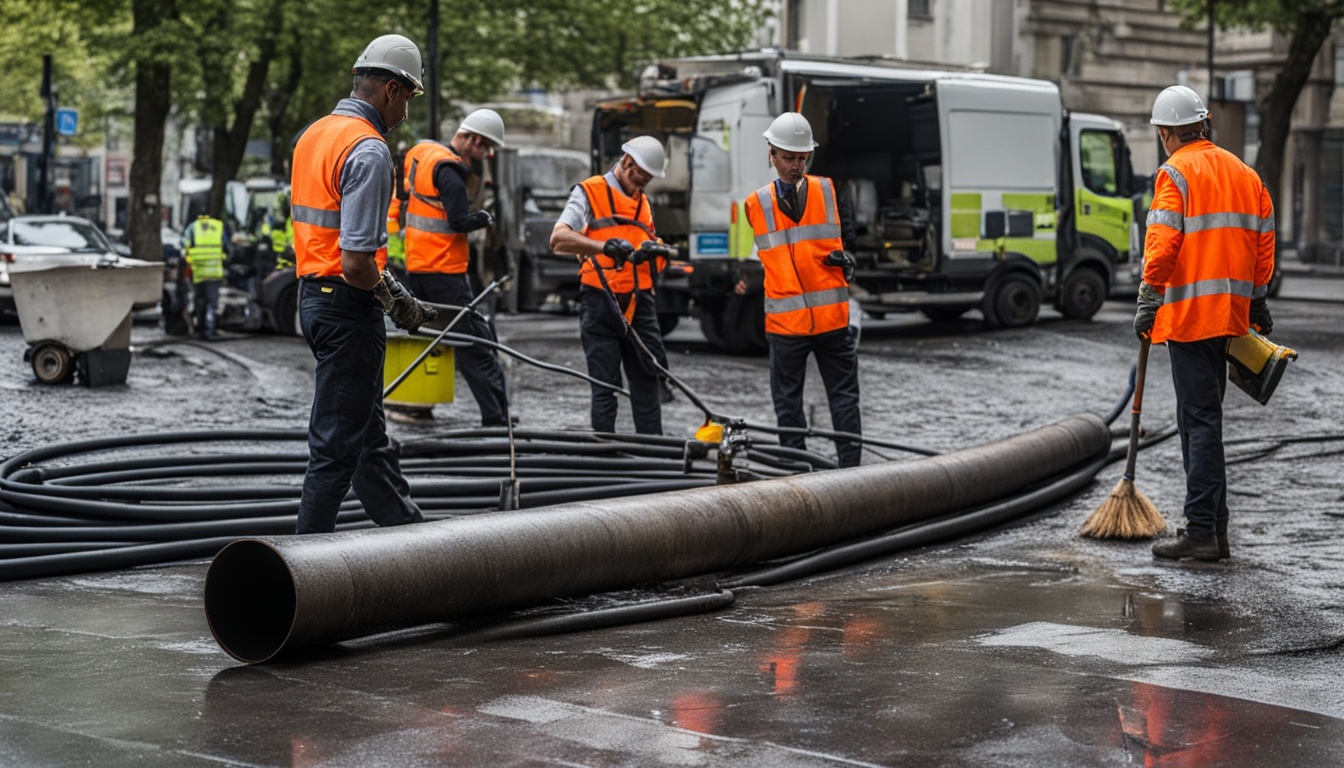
[745,175,849,336]
[184,216,225,284]
[403,140,468,274]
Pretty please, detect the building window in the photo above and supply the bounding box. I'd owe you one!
[1061,35,1077,77]
[909,0,931,19]
[786,0,801,49]
[1334,45,1344,88]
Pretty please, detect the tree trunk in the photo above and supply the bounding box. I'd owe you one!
[208,13,283,221]
[268,28,303,179]
[1254,11,1332,220]
[128,0,175,262]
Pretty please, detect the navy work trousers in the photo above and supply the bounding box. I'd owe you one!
[403,272,510,426]
[296,279,423,534]
[768,326,863,467]
[578,285,664,435]
[1168,336,1231,537]
[193,280,220,339]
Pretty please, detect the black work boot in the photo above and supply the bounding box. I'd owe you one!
[1218,532,1230,560]
[1152,528,1221,562]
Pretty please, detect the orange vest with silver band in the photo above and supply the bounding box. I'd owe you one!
[403,141,469,274]
[745,175,849,336]
[577,175,658,294]
[1143,140,1275,345]
[290,113,389,278]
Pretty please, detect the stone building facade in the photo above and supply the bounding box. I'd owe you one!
[774,0,1344,260]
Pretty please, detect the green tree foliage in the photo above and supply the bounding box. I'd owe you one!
[0,0,132,151]
[1,0,770,248]
[1171,0,1344,211]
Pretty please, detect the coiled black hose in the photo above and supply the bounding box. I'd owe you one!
[0,427,835,580]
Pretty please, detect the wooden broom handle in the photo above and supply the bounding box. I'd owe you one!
[1123,339,1151,480]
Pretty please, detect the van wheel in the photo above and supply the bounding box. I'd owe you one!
[1059,268,1106,320]
[722,293,766,354]
[658,312,680,336]
[700,294,765,354]
[984,274,1040,329]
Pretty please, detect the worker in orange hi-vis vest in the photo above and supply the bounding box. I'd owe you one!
[1135,85,1276,563]
[400,110,510,427]
[741,112,862,468]
[549,135,671,435]
[289,34,437,535]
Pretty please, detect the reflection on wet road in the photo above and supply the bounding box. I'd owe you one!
[1,289,1343,765]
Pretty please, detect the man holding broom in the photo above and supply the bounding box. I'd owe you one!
[1133,85,1276,562]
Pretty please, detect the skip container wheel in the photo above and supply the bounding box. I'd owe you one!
[29,342,75,384]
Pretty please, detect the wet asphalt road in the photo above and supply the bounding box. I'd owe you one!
[1,274,1342,766]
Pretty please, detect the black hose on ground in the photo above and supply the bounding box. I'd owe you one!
[0,427,841,580]
[446,589,737,645]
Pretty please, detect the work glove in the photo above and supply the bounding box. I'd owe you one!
[603,238,634,270]
[632,240,675,265]
[1250,296,1273,336]
[373,270,439,332]
[464,210,493,232]
[1134,281,1163,341]
[826,249,855,283]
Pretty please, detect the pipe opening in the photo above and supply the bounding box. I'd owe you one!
[204,539,296,664]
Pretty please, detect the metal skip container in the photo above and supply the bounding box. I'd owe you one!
[204,414,1111,664]
[10,255,161,385]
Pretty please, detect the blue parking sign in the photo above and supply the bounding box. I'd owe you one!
[56,108,78,136]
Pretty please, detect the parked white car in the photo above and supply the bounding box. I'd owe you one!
[0,214,155,315]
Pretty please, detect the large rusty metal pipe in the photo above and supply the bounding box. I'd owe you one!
[205,414,1109,663]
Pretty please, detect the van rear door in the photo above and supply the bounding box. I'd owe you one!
[935,78,1061,265]
[691,81,774,260]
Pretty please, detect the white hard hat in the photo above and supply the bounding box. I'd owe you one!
[763,112,817,153]
[458,108,507,148]
[621,135,667,178]
[352,34,424,96]
[1150,85,1209,127]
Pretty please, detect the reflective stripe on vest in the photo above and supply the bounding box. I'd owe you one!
[1164,277,1255,305]
[747,176,849,336]
[403,140,469,274]
[185,217,225,283]
[290,113,385,278]
[764,286,851,315]
[576,175,657,293]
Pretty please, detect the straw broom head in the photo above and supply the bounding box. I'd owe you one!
[1079,476,1168,539]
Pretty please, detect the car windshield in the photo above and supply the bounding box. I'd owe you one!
[9,219,111,253]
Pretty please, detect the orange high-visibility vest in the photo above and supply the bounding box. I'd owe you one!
[387,197,403,236]
[745,175,849,336]
[1143,139,1275,344]
[403,140,469,274]
[576,175,659,293]
[290,113,389,278]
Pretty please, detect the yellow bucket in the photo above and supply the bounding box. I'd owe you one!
[383,335,455,406]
